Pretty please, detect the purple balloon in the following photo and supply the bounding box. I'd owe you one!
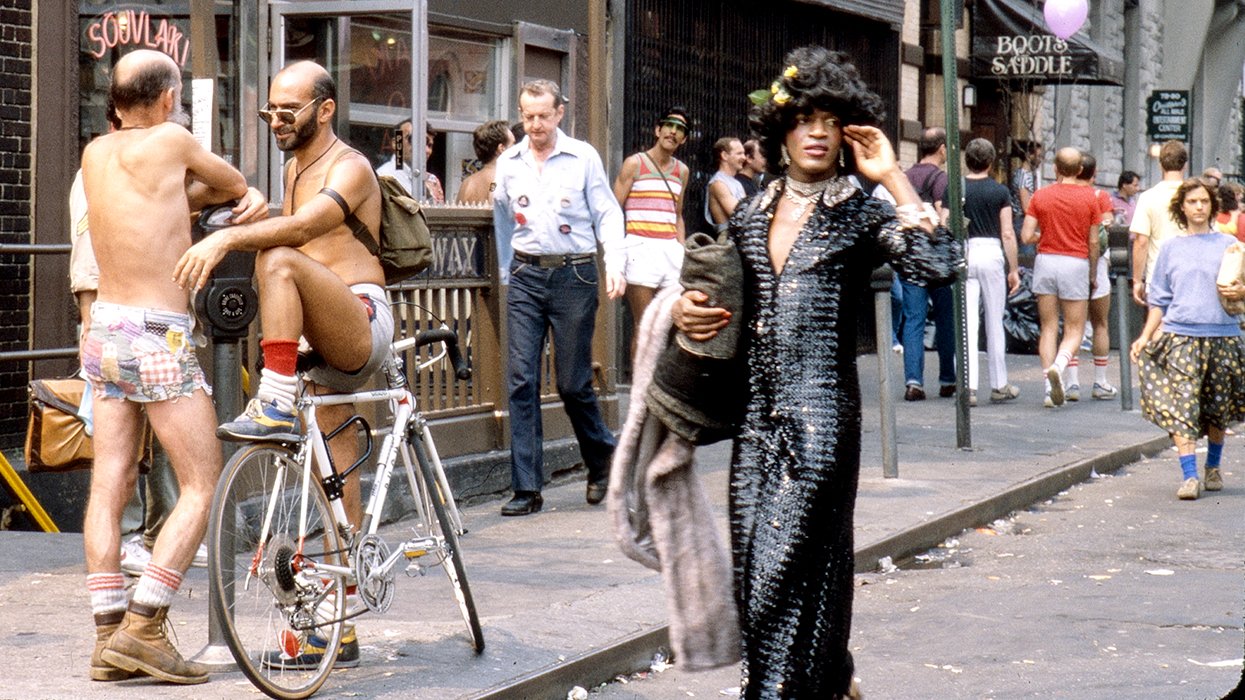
[1044,0,1088,40]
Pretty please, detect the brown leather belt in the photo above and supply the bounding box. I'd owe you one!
[513,251,596,268]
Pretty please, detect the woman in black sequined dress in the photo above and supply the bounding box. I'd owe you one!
[673,46,961,699]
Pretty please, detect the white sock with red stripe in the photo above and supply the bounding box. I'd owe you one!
[132,562,183,609]
[1093,356,1109,385]
[1063,356,1079,386]
[87,572,128,617]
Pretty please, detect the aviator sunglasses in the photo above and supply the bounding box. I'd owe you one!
[257,98,323,125]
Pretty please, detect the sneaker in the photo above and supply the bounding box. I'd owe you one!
[989,384,1020,403]
[1205,468,1224,491]
[216,399,299,443]
[262,627,359,670]
[1177,477,1202,500]
[1045,366,1065,406]
[892,343,903,355]
[1043,393,1055,408]
[120,535,151,577]
[1092,382,1118,400]
[1065,384,1081,402]
[191,543,208,569]
[968,390,977,407]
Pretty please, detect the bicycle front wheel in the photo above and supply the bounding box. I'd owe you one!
[207,444,347,700]
[408,435,484,653]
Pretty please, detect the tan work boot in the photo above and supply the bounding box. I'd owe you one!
[100,602,209,685]
[90,610,135,681]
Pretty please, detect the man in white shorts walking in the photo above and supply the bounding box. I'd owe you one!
[1020,147,1103,407]
[613,106,692,352]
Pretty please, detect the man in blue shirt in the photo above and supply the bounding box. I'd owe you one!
[493,79,625,516]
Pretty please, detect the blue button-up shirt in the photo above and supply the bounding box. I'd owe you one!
[493,129,624,283]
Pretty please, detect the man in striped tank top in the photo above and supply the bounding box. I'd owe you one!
[613,107,692,350]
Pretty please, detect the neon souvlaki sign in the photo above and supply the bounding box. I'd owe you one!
[83,8,190,67]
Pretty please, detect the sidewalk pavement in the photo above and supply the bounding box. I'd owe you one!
[0,350,1171,699]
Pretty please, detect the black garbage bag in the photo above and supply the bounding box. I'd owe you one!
[1003,266,1040,354]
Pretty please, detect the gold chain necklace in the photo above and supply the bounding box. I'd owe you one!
[782,176,834,221]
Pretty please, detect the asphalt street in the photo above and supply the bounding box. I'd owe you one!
[589,440,1245,699]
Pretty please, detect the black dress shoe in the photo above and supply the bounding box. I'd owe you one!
[903,385,926,401]
[938,384,956,398]
[586,478,608,505]
[501,491,543,516]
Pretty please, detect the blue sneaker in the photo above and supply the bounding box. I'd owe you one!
[216,399,300,443]
[261,627,359,670]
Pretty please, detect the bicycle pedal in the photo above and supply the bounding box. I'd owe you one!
[404,562,428,577]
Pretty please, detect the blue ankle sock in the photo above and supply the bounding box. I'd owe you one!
[1207,441,1224,468]
[1179,454,1198,480]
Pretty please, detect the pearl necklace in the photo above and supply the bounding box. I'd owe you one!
[782,176,834,221]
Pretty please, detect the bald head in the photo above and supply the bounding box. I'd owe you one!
[110,49,180,112]
[271,61,336,105]
[1054,147,1082,178]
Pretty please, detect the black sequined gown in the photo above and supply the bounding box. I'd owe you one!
[729,178,960,699]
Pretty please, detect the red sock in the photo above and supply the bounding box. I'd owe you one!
[261,339,300,376]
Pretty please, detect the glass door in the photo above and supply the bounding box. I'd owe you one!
[266,1,427,200]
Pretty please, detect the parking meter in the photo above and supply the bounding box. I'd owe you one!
[192,203,257,339]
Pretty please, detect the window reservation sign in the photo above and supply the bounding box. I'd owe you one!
[1146,91,1190,142]
[971,0,1124,86]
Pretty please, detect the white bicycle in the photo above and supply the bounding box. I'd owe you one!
[206,327,482,699]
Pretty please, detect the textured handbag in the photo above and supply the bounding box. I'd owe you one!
[25,377,94,472]
[1216,241,1245,316]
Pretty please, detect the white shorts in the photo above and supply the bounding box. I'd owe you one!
[623,235,684,289]
[1090,256,1110,300]
[1032,253,1091,300]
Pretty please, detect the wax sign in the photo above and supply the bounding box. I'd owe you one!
[1146,91,1190,142]
[83,9,191,67]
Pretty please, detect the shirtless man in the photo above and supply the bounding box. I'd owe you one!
[457,119,514,204]
[176,60,390,669]
[79,49,263,685]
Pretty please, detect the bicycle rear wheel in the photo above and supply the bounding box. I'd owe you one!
[207,444,347,700]
[407,435,484,653]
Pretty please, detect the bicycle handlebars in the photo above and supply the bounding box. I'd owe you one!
[393,327,471,380]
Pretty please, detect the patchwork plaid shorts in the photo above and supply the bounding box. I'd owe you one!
[82,302,211,403]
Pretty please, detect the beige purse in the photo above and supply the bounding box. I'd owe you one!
[1216,241,1245,315]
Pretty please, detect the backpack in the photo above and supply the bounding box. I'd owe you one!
[315,150,433,284]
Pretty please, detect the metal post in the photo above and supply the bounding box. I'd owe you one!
[192,339,243,670]
[1113,272,1135,411]
[872,267,899,478]
[940,0,970,449]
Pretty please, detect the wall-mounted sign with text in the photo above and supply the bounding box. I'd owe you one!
[1146,91,1190,143]
[970,0,1123,87]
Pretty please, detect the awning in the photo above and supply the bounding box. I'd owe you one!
[971,0,1124,86]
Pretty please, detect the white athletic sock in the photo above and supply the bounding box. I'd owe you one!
[1052,350,1072,374]
[1093,356,1109,385]
[131,562,182,609]
[87,572,128,617]
[257,368,298,414]
[1063,356,1079,386]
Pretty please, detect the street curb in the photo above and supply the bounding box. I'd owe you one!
[465,434,1172,699]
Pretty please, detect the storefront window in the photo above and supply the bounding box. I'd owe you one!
[77,2,240,166]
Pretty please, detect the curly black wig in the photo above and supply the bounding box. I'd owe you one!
[748,46,886,176]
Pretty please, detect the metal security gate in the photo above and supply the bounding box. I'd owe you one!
[622,0,901,233]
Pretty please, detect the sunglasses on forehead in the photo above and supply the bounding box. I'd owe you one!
[257,98,323,125]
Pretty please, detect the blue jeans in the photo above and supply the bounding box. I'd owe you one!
[899,279,956,387]
[506,259,616,493]
[890,272,903,347]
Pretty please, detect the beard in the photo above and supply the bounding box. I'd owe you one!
[276,116,319,152]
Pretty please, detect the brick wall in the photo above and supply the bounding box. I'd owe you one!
[0,0,32,446]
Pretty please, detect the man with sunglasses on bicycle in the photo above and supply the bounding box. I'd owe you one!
[176,60,394,669]
[80,49,264,686]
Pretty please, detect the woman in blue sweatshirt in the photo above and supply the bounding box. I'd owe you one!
[1131,177,1245,500]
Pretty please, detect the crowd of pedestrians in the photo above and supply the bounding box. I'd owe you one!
[65,30,1245,699]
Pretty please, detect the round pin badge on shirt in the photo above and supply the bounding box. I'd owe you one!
[517,195,530,208]
[558,223,572,235]
[560,197,571,208]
